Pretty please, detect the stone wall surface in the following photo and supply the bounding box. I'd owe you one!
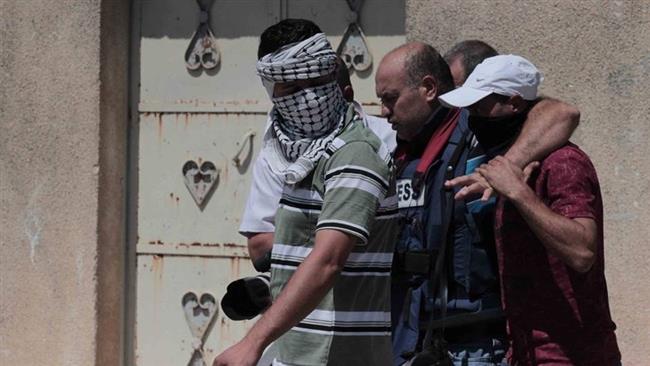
[407,1,649,364]
[0,0,129,365]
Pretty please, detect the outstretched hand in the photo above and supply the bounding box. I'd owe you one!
[445,172,495,201]
[445,157,540,201]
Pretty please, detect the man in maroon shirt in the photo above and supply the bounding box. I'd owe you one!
[439,55,621,366]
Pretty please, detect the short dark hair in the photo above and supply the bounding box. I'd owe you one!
[257,19,322,59]
[444,40,498,80]
[404,44,454,95]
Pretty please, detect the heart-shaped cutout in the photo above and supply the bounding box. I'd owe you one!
[183,161,220,208]
[182,292,218,339]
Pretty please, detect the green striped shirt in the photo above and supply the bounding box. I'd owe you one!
[270,106,399,365]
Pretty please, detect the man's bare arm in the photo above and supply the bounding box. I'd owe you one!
[510,195,597,273]
[247,232,274,264]
[214,229,355,365]
[505,97,580,168]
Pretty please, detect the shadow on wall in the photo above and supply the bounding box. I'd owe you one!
[140,0,405,39]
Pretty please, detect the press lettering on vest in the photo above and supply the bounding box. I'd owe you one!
[397,179,425,209]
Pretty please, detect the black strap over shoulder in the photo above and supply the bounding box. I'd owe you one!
[420,127,469,351]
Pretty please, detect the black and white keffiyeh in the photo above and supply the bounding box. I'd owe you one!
[257,33,338,87]
[256,33,349,184]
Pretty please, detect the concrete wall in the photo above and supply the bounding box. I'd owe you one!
[0,0,129,365]
[407,0,649,364]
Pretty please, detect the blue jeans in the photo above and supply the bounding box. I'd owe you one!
[447,337,507,366]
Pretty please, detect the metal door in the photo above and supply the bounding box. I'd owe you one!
[129,1,404,365]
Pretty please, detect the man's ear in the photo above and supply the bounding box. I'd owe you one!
[420,75,438,103]
[342,85,354,103]
[509,95,528,113]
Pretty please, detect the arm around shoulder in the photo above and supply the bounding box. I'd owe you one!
[506,97,580,167]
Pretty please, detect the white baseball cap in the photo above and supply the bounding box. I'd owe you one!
[439,54,543,108]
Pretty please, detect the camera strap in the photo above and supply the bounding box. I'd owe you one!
[421,125,469,350]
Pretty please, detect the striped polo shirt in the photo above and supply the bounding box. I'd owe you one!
[270,106,399,365]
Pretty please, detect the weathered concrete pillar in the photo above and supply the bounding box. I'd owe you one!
[406,1,649,364]
[0,0,129,364]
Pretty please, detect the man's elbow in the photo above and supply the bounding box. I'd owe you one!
[567,218,598,273]
[247,232,274,264]
[321,261,346,277]
[312,229,356,276]
[539,97,581,129]
[566,105,581,129]
[318,250,349,277]
[570,247,596,274]
[553,101,580,131]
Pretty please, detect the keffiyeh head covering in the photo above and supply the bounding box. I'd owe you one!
[257,33,338,94]
[257,33,349,184]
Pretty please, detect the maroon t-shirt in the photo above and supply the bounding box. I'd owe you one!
[495,144,620,366]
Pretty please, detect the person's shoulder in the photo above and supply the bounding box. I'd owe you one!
[324,135,390,178]
[253,149,284,181]
[539,143,598,183]
[364,114,391,136]
[365,115,396,148]
[329,137,383,164]
[338,119,383,152]
[542,143,593,168]
[364,113,387,127]
[326,106,392,170]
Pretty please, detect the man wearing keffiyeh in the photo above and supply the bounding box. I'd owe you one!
[256,31,349,184]
[214,19,399,366]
